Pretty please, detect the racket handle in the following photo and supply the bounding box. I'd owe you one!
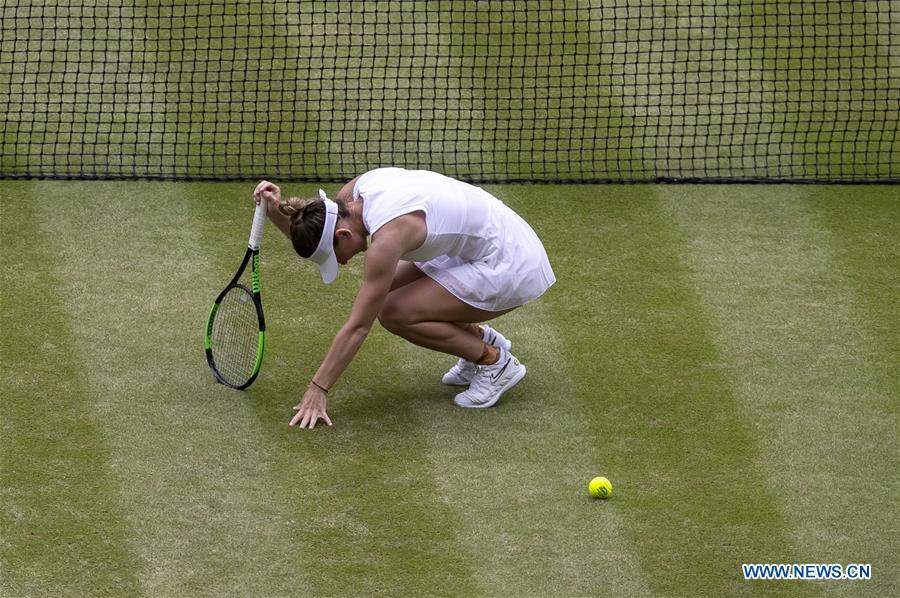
[248,200,267,250]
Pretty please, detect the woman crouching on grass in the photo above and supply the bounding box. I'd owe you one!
[254,168,555,429]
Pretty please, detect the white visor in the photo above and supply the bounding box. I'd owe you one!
[306,189,339,284]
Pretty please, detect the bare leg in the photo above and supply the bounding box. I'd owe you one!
[390,261,428,291]
[391,264,487,340]
[455,322,483,338]
[377,276,515,362]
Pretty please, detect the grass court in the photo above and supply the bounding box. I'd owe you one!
[2,181,897,596]
[1,1,898,596]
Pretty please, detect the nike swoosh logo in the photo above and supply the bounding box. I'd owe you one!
[490,358,511,384]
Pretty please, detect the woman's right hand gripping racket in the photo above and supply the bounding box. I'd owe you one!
[205,199,267,389]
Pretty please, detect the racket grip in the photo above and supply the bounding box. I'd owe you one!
[248,200,267,250]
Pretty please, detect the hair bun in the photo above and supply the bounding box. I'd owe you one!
[278,197,313,218]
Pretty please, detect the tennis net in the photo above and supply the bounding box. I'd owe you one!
[1,1,897,182]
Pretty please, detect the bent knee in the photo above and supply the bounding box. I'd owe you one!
[377,298,410,334]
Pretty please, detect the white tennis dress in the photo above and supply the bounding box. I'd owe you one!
[353,168,555,312]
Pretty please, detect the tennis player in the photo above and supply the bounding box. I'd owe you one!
[253,168,555,429]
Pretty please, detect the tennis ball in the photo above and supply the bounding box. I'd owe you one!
[588,476,612,499]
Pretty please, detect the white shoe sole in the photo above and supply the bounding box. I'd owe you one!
[453,364,526,409]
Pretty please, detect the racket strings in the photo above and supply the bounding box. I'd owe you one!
[211,286,260,386]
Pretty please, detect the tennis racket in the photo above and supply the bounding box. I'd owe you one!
[204,200,267,389]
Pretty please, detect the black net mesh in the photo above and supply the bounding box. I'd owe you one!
[2,1,898,182]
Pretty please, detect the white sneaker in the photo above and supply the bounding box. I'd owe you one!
[441,325,512,386]
[453,348,526,409]
[441,358,478,386]
[481,324,512,353]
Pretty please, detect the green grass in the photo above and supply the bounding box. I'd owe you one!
[1,181,897,596]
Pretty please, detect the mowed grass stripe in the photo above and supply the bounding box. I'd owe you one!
[811,188,899,388]
[33,182,311,595]
[0,182,144,596]
[811,188,900,593]
[192,182,481,596]
[661,186,898,595]
[389,185,656,596]
[548,185,808,596]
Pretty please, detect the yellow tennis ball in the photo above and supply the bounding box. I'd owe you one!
[589,476,612,499]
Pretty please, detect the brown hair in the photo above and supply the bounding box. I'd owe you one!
[277,197,350,258]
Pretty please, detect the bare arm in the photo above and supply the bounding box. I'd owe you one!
[290,214,425,429]
[309,237,401,389]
